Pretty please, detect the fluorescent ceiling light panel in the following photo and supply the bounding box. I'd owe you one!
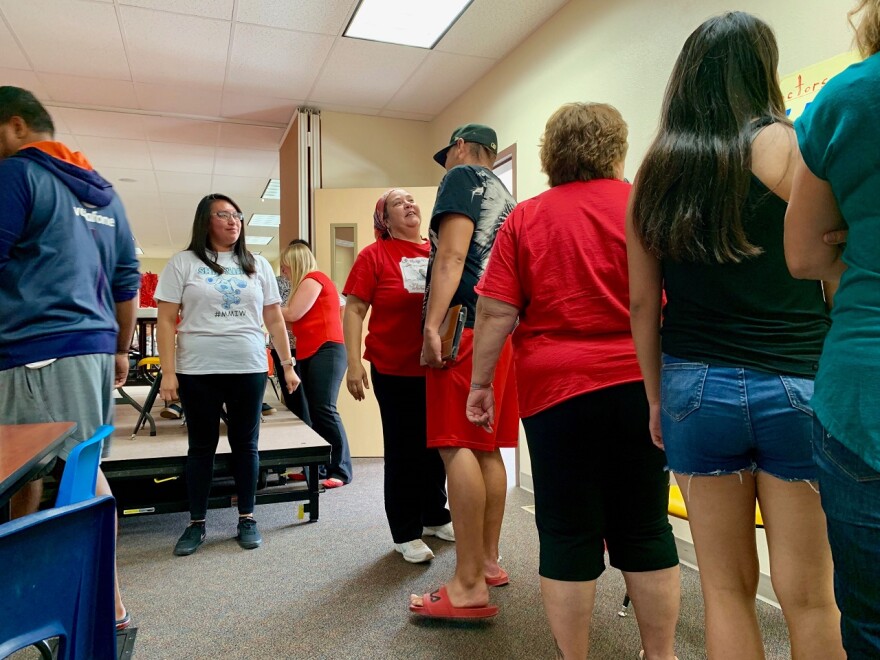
[344,0,473,49]
[262,179,280,200]
[245,235,273,245]
[134,247,144,255]
[251,251,262,255]
[249,214,281,228]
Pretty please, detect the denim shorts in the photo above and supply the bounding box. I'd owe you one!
[660,354,817,481]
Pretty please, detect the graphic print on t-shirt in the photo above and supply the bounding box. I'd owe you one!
[399,256,428,293]
[200,266,249,313]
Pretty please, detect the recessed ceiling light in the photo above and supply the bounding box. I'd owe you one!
[134,247,144,255]
[262,179,280,200]
[249,214,280,228]
[245,236,273,245]
[344,0,473,49]
[119,177,137,183]
[251,251,262,255]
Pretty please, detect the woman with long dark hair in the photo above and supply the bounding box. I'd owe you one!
[627,12,844,659]
[157,193,299,556]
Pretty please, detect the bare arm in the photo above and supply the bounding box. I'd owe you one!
[422,213,474,368]
[113,297,137,387]
[343,295,371,400]
[626,197,665,449]
[156,300,181,403]
[466,296,519,431]
[263,303,300,393]
[785,152,847,282]
[281,277,322,323]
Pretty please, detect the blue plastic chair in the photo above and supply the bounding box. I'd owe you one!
[56,425,114,507]
[0,496,117,659]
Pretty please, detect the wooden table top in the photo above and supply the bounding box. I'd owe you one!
[0,421,76,503]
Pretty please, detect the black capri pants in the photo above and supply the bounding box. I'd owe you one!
[522,381,678,582]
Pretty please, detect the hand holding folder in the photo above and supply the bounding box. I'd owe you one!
[421,304,467,366]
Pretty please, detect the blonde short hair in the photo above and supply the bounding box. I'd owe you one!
[850,0,880,57]
[540,103,628,188]
[280,243,318,290]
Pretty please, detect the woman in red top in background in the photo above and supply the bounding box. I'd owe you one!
[281,243,352,487]
[342,189,453,564]
[467,104,679,660]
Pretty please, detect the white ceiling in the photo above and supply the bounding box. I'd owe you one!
[0,0,568,261]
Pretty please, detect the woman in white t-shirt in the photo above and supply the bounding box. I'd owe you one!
[156,193,299,557]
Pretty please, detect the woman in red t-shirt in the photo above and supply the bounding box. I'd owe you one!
[467,104,679,659]
[342,189,452,564]
[280,243,352,487]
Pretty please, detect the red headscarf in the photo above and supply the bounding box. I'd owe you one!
[373,188,402,240]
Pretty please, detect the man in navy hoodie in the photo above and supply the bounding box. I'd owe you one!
[0,86,140,629]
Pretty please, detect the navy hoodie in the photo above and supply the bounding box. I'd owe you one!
[0,143,141,370]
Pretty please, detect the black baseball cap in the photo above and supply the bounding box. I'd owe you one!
[433,123,498,166]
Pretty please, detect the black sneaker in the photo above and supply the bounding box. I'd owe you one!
[173,522,206,556]
[237,517,262,549]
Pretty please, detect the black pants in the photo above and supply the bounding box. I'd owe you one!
[522,382,678,581]
[177,372,265,520]
[298,342,353,483]
[371,366,450,543]
[269,347,311,426]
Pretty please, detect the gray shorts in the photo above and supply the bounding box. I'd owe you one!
[0,353,115,461]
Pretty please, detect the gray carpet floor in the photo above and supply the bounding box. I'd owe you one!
[114,458,792,659]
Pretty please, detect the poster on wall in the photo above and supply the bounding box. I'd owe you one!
[781,51,860,121]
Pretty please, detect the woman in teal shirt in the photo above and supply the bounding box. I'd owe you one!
[786,1,880,655]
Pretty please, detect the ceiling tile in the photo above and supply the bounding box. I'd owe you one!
[76,136,153,170]
[217,124,284,150]
[51,108,147,140]
[309,38,427,108]
[0,68,48,100]
[236,0,353,35]
[148,142,216,174]
[436,0,567,59]
[120,6,230,87]
[220,91,298,124]
[1,0,130,79]
[226,23,334,99]
[386,51,496,116]
[119,0,234,20]
[134,82,223,117]
[155,170,213,195]
[141,115,220,146]
[0,13,29,69]
[210,174,270,197]
[38,73,138,108]
[100,167,159,194]
[214,147,277,177]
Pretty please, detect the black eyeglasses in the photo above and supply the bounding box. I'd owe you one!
[212,211,243,222]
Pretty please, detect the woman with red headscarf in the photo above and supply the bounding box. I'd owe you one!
[342,189,453,564]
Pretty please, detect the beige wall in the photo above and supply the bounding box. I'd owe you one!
[321,112,440,190]
[137,257,168,277]
[314,186,437,457]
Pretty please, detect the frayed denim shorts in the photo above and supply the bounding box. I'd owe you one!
[660,354,817,481]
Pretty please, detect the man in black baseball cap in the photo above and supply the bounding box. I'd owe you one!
[432,123,499,167]
[410,124,518,619]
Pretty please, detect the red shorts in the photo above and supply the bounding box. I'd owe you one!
[426,329,519,451]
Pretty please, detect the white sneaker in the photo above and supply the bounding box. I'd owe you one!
[394,539,435,563]
[423,522,455,542]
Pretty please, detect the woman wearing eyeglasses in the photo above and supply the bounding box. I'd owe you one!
[156,193,299,557]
